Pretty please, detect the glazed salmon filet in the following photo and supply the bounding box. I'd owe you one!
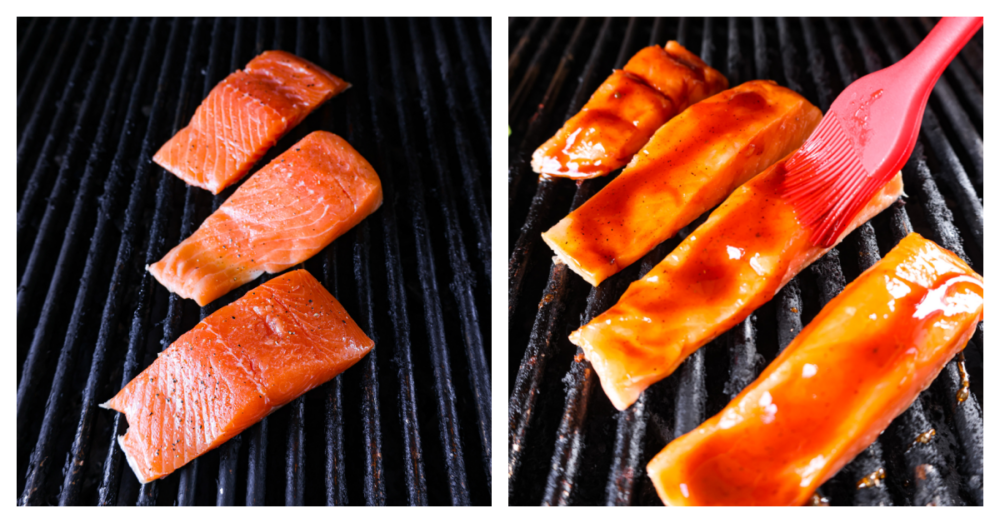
[153,50,350,194]
[102,269,374,484]
[530,41,728,179]
[149,131,382,306]
[647,234,983,505]
[542,80,822,286]
[570,158,904,411]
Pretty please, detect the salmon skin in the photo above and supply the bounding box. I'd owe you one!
[102,269,373,484]
[531,42,728,179]
[149,131,382,306]
[153,50,350,194]
[647,234,984,506]
[570,157,904,411]
[542,80,821,286]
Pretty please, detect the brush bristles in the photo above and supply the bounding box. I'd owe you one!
[781,114,876,247]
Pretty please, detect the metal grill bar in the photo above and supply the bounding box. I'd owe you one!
[872,18,983,249]
[17,19,84,195]
[430,18,493,285]
[605,25,702,507]
[362,17,429,505]
[17,15,140,482]
[508,18,580,216]
[16,18,66,144]
[20,17,161,505]
[605,21,692,506]
[509,17,983,506]
[17,18,44,89]
[507,19,626,501]
[901,145,984,505]
[386,18,472,506]
[410,18,492,494]
[896,20,982,190]
[542,17,697,502]
[959,25,983,82]
[819,18,895,505]
[477,17,491,67]
[19,17,488,506]
[16,18,118,361]
[16,19,99,261]
[798,19,888,504]
[917,18,983,121]
[215,18,249,507]
[59,17,182,507]
[316,17,348,508]
[507,17,604,326]
[340,18,387,506]
[104,17,191,508]
[881,164,964,505]
[452,18,492,155]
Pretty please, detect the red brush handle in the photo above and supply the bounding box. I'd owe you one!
[857,17,982,179]
[894,17,982,98]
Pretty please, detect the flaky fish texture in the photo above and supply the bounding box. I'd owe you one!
[102,270,373,484]
[149,131,382,306]
[153,50,349,194]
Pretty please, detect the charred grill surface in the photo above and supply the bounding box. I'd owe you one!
[508,17,982,506]
[17,17,491,506]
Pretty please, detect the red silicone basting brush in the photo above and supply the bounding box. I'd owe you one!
[781,17,982,247]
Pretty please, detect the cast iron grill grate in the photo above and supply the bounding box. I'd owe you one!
[17,16,491,506]
[508,17,982,506]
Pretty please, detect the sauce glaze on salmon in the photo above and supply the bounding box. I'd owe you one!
[569,158,904,411]
[542,80,821,286]
[153,50,350,194]
[530,41,728,179]
[149,131,382,306]
[102,269,374,484]
[647,233,983,506]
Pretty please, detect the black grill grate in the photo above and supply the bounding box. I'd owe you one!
[508,17,982,506]
[17,17,491,506]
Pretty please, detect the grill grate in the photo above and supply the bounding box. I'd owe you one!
[17,17,491,506]
[508,17,982,506]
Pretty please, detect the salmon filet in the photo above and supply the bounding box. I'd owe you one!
[153,50,350,194]
[149,131,382,306]
[102,269,374,484]
[648,234,983,505]
[570,157,904,410]
[542,80,822,286]
[530,41,728,179]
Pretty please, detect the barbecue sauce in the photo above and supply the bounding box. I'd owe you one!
[955,352,971,404]
[645,234,983,506]
[548,82,820,286]
[531,42,727,179]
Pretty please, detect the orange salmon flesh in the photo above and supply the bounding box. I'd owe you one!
[153,50,350,194]
[531,41,728,179]
[149,130,382,306]
[647,233,983,505]
[543,80,821,286]
[102,269,374,484]
[570,157,904,411]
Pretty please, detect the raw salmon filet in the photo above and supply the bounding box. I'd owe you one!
[102,269,374,484]
[153,50,350,194]
[149,131,382,306]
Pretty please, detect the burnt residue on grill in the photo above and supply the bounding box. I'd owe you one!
[508,17,982,506]
[17,17,490,506]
